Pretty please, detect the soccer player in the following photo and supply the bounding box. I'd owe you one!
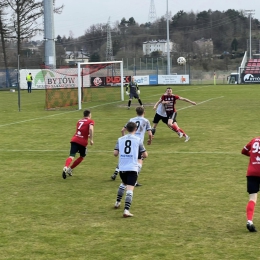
[241,136,260,232]
[62,109,94,179]
[113,121,148,217]
[156,87,196,142]
[152,91,181,139]
[111,106,152,184]
[126,76,143,109]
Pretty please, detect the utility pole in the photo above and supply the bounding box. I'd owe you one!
[245,10,255,60]
[148,0,157,24]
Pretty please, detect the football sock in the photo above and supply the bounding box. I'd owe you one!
[246,200,256,221]
[128,100,131,107]
[172,124,179,132]
[65,157,73,167]
[169,124,178,133]
[116,183,126,203]
[114,166,119,175]
[71,156,84,169]
[125,190,133,210]
[179,128,186,137]
[138,99,143,106]
[138,163,142,175]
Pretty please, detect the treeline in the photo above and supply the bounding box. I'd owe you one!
[59,9,260,62]
[0,3,260,71]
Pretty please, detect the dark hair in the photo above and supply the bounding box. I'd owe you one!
[136,106,144,116]
[83,109,91,117]
[126,122,137,132]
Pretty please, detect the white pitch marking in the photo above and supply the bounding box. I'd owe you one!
[178,96,224,111]
[0,101,122,128]
[0,88,223,128]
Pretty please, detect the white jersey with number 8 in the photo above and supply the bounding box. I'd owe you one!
[115,134,146,172]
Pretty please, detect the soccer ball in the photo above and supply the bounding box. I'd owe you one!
[177,57,186,66]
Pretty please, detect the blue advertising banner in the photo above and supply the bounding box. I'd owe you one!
[149,75,158,85]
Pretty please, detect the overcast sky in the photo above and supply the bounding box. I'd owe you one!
[41,0,259,39]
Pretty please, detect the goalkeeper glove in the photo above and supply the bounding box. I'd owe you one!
[126,91,129,95]
[137,90,140,94]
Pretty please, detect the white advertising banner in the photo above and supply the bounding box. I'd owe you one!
[19,69,90,89]
[133,75,149,85]
[158,75,190,84]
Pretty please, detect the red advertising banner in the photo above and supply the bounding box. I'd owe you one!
[91,76,131,86]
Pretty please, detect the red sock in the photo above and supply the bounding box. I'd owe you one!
[246,200,256,221]
[71,157,84,169]
[65,157,73,167]
[179,128,186,137]
[172,124,179,132]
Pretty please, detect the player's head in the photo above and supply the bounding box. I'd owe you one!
[83,109,91,118]
[126,122,137,133]
[131,76,135,82]
[166,87,172,95]
[136,106,144,116]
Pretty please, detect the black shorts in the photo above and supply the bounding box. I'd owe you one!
[129,93,139,99]
[70,142,87,157]
[119,171,138,186]
[153,113,168,124]
[166,111,177,121]
[247,176,260,194]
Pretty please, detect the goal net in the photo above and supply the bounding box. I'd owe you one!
[43,61,124,110]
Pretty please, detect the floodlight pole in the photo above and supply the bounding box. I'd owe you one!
[245,10,255,59]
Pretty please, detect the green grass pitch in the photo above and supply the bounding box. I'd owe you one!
[0,84,260,260]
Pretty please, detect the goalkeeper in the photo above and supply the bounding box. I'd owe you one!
[125,76,143,109]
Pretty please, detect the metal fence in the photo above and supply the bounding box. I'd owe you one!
[0,66,236,89]
[0,68,19,88]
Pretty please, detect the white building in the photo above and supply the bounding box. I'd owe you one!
[142,40,175,56]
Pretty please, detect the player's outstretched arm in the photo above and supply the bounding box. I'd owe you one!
[179,97,196,105]
[153,98,162,110]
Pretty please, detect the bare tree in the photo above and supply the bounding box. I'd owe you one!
[6,0,42,56]
[5,0,63,55]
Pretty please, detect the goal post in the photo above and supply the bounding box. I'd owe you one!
[43,60,124,110]
[77,60,124,110]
